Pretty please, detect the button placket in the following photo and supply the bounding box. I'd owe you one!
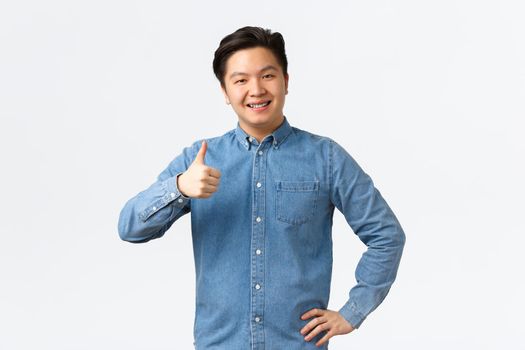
[250,143,267,347]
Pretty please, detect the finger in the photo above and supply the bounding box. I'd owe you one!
[301,308,324,320]
[300,316,327,335]
[304,323,329,341]
[315,330,333,347]
[194,140,207,164]
[208,167,221,179]
[205,177,220,186]
[201,184,219,193]
[194,182,215,195]
[198,190,216,198]
[201,169,220,184]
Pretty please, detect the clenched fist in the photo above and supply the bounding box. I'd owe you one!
[177,140,221,199]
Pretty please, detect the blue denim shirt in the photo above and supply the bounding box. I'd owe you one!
[118,117,405,349]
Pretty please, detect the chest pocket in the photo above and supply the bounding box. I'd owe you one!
[275,180,319,225]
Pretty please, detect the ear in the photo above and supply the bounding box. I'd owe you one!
[220,84,231,105]
[284,73,289,95]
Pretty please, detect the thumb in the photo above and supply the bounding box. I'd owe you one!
[194,140,207,164]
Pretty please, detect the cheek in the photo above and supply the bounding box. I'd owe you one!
[270,84,286,97]
[232,92,247,105]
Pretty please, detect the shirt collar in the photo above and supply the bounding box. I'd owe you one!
[235,116,293,150]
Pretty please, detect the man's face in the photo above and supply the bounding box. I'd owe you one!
[221,47,289,133]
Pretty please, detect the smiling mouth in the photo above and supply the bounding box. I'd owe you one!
[247,101,271,109]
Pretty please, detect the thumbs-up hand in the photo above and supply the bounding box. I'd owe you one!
[177,141,221,199]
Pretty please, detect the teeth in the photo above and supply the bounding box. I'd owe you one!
[249,101,270,108]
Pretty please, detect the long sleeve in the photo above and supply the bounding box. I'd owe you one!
[117,142,199,243]
[329,140,406,328]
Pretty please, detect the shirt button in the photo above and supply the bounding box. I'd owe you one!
[258,151,263,156]
[256,182,262,188]
[177,198,183,203]
[249,137,253,142]
[256,249,261,255]
[255,317,261,323]
[256,217,262,223]
[170,192,175,198]
[152,206,157,211]
[255,283,261,290]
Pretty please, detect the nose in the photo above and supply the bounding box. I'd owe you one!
[249,79,266,97]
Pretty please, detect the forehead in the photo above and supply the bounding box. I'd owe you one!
[225,47,282,75]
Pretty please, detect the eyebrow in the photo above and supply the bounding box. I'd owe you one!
[229,65,278,79]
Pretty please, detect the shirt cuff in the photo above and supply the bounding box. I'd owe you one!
[138,173,190,222]
[168,172,191,204]
[338,301,366,329]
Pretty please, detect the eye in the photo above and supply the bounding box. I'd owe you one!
[263,74,274,79]
[235,79,246,84]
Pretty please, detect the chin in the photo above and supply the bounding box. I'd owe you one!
[247,113,282,125]
[242,115,273,126]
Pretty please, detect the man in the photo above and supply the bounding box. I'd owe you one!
[118,26,405,349]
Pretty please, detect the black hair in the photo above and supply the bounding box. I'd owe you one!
[213,26,288,87]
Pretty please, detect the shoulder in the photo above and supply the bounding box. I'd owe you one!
[289,126,359,168]
[187,129,236,152]
[289,126,340,149]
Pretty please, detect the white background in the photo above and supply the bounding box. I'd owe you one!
[1,1,524,349]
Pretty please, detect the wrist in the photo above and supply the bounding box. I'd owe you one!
[176,173,190,198]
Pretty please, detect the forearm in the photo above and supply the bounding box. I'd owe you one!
[329,140,406,328]
[118,173,190,243]
[338,216,405,328]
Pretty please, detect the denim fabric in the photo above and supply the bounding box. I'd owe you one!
[118,117,405,350]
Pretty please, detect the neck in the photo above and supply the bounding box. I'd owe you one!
[239,116,285,143]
